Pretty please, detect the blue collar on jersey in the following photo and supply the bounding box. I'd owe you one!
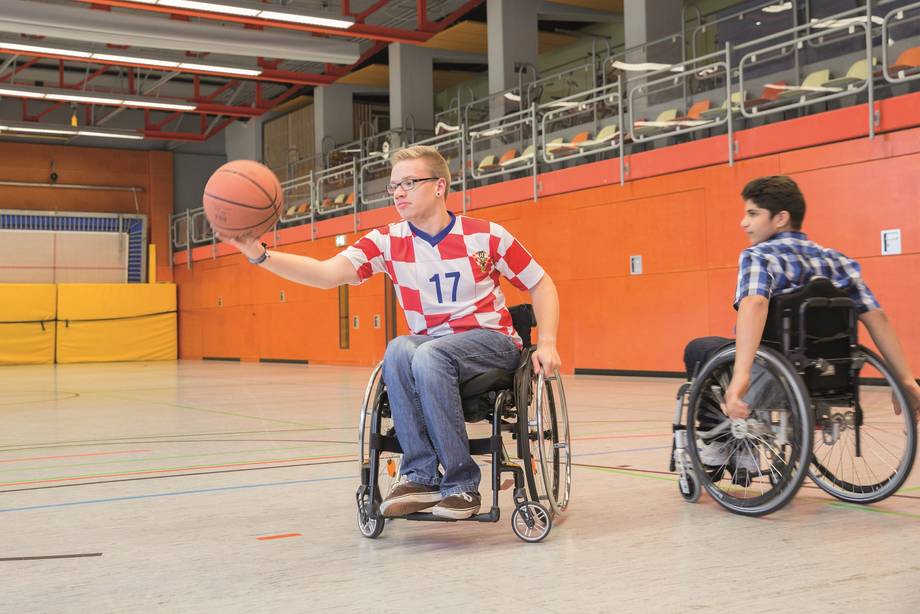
[409,211,456,247]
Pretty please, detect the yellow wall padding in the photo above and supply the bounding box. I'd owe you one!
[0,284,56,365]
[56,283,177,363]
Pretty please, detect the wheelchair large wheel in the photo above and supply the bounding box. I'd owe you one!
[356,362,399,536]
[519,363,572,515]
[808,345,917,504]
[687,346,814,516]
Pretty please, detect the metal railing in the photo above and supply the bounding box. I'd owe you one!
[468,106,536,186]
[279,171,315,227]
[628,48,733,145]
[737,13,874,140]
[882,1,920,83]
[538,78,623,178]
[173,4,916,268]
[690,0,797,61]
[315,159,359,233]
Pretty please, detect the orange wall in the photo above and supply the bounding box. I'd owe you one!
[0,142,174,282]
[174,123,920,374]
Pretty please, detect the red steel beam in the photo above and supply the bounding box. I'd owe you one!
[0,47,339,86]
[0,57,41,82]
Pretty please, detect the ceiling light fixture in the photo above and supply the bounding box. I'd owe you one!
[123,0,355,29]
[0,40,263,77]
[0,121,143,139]
[0,83,197,111]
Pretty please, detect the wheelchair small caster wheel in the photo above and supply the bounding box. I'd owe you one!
[511,502,552,543]
[356,487,385,539]
[678,471,701,503]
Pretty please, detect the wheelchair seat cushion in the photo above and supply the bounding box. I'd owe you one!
[460,369,515,400]
[459,368,516,422]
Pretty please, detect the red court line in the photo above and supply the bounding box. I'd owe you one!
[256,533,302,541]
[0,449,152,464]
[0,453,356,488]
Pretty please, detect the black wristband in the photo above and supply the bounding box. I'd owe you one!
[248,242,269,265]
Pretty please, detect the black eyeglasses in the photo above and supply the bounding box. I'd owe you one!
[386,177,439,195]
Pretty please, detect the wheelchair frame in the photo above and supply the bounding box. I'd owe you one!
[356,308,571,542]
[670,279,917,515]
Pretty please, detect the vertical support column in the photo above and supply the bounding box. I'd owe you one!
[487,0,538,120]
[389,43,434,137]
[314,84,355,162]
[623,0,683,117]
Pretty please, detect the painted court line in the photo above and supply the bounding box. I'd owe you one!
[0,453,356,488]
[826,501,920,520]
[0,445,334,474]
[0,458,358,494]
[0,475,353,513]
[256,533,302,541]
[0,450,152,464]
[0,553,102,561]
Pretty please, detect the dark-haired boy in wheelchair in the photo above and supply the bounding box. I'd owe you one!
[684,175,920,473]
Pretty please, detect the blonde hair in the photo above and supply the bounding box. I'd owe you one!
[389,145,451,196]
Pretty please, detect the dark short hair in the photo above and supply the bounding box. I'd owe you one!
[741,176,806,230]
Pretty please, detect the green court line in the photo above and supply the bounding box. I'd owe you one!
[0,393,81,408]
[0,444,348,475]
[900,485,920,492]
[0,427,355,454]
[826,501,920,520]
[579,464,678,483]
[91,392,323,428]
[0,454,348,487]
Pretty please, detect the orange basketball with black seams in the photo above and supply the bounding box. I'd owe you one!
[203,160,283,239]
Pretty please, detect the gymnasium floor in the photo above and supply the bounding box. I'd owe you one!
[2,361,918,613]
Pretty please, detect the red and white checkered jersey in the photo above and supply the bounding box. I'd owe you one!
[339,213,544,346]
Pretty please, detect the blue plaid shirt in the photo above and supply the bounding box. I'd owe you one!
[734,231,879,314]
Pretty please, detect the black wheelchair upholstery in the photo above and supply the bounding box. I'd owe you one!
[762,277,857,396]
[357,302,570,542]
[671,276,917,515]
[460,304,536,422]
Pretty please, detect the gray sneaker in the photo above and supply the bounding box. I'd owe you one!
[431,492,481,520]
[379,477,441,517]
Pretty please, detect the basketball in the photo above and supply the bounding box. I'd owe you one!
[203,160,283,239]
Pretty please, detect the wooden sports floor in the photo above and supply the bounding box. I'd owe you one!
[2,361,918,613]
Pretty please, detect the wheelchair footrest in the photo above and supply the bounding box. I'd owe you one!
[401,509,500,523]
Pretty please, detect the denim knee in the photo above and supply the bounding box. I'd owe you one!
[383,336,419,374]
[410,342,455,383]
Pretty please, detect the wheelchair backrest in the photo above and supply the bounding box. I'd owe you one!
[763,277,857,394]
[508,304,537,348]
[763,276,856,353]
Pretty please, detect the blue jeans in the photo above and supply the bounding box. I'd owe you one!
[382,329,522,497]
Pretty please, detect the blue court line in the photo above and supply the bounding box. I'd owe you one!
[573,445,670,458]
[0,474,353,514]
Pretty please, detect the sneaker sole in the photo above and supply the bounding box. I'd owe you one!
[430,503,480,520]
[379,492,441,518]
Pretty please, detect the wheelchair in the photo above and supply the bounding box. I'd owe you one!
[356,304,572,542]
[671,277,917,516]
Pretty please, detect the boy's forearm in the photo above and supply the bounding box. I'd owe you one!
[733,295,770,383]
[860,309,917,386]
[530,275,559,345]
[259,252,357,289]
